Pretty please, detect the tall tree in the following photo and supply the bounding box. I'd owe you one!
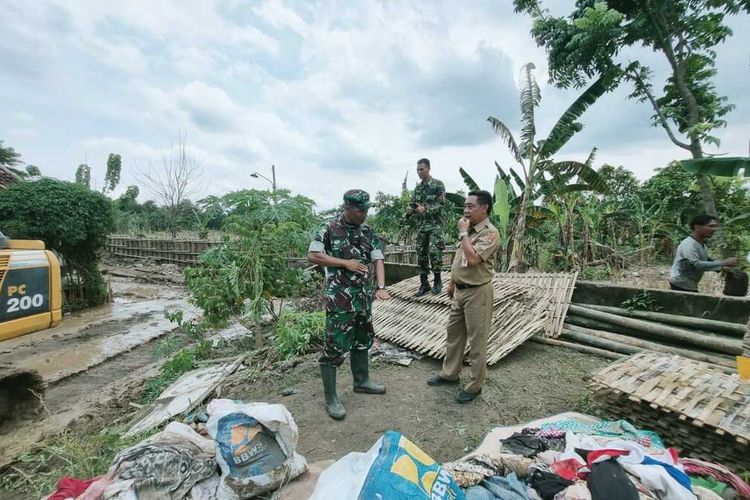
[0,141,22,168]
[103,153,122,194]
[136,132,203,237]
[75,164,91,188]
[488,62,609,271]
[514,0,749,247]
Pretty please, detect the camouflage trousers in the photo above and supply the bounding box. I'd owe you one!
[319,310,374,367]
[416,227,445,274]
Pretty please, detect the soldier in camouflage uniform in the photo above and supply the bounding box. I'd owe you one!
[407,158,446,296]
[308,189,391,419]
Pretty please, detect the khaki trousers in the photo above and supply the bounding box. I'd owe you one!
[441,282,493,394]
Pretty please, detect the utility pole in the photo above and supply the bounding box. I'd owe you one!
[271,164,276,192]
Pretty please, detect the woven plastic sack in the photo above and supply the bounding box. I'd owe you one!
[206,399,307,499]
[310,431,464,500]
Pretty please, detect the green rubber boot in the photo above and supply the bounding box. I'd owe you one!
[432,272,442,294]
[415,273,431,297]
[351,350,386,394]
[320,364,346,419]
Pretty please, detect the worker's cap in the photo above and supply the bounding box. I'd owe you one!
[343,189,371,210]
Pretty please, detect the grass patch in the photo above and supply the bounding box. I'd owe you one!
[141,348,197,403]
[0,427,150,497]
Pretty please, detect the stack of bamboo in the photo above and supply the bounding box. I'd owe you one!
[590,352,749,470]
[373,273,575,364]
[559,303,745,373]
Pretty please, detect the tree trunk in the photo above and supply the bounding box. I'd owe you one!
[508,177,534,273]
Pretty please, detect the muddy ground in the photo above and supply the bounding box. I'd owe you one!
[0,275,194,469]
[0,262,611,498]
[220,342,607,464]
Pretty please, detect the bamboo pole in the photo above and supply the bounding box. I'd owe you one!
[561,328,642,355]
[563,324,735,369]
[578,303,746,337]
[530,336,624,360]
[567,304,741,355]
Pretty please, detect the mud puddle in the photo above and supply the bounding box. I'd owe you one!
[0,279,196,383]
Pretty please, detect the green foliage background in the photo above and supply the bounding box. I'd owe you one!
[0,178,114,309]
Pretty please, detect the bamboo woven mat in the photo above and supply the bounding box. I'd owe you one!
[590,352,749,468]
[384,272,577,337]
[373,272,567,364]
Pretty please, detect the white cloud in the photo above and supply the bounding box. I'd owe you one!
[0,1,747,212]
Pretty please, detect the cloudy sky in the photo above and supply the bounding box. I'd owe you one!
[1,1,748,209]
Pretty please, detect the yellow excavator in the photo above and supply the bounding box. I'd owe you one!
[0,232,62,342]
[0,232,62,419]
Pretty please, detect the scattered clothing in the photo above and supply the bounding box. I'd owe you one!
[587,459,639,500]
[691,477,728,496]
[539,420,664,449]
[553,482,591,500]
[48,476,98,500]
[501,433,548,458]
[680,459,750,498]
[528,469,573,500]
[105,422,217,500]
[694,486,726,500]
[466,473,530,500]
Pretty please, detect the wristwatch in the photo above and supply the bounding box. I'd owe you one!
[377,285,386,290]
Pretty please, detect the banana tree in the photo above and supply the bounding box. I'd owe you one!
[488,63,609,271]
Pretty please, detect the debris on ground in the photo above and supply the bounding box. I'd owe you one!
[101,260,185,285]
[126,357,243,436]
[206,399,307,499]
[309,430,464,500]
[371,340,424,366]
[590,352,750,470]
[373,272,577,364]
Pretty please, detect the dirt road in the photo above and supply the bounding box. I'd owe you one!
[0,277,195,468]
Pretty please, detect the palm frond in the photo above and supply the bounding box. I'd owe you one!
[445,192,466,209]
[487,116,523,165]
[539,75,610,159]
[519,63,540,158]
[495,162,518,199]
[550,152,609,194]
[459,167,481,191]
[509,168,526,194]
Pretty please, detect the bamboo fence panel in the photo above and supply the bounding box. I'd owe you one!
[590,352,749,469]
[373,272,576,364]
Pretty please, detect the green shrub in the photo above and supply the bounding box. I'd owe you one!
[0,178,114,310]
[274,310,325,359]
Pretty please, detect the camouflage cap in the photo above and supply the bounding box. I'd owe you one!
[343,189,371,209]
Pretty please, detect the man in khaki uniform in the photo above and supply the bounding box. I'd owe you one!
[427,190,500,403]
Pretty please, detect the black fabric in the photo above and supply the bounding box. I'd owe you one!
[529,469,573,500]
[500,432,547,457]
[723,270,748,297]
[587,459,638,500]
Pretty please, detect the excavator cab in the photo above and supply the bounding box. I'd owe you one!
[0,231,62,342]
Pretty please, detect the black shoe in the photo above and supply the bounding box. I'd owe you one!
[456,389,481,404]
[427,375,460,386]
[415,273,431,297]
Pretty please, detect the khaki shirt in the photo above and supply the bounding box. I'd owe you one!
[450,218,500,286]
